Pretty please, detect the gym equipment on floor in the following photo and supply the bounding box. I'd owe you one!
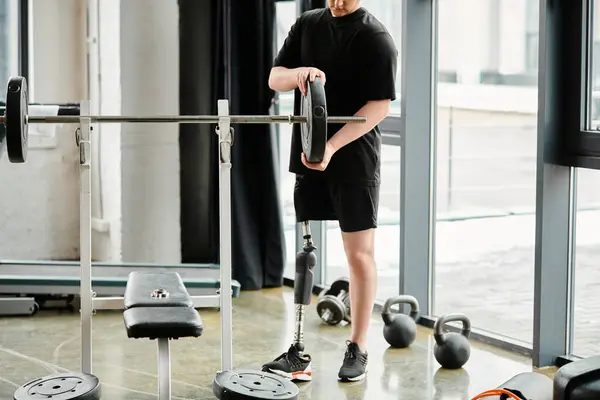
[470,372,553,399]
[7,73,359,399]
[13,372,101,400]
[381,295,420,348]
[123,271,204,400]
[316,277,351,325]
[432,313,471,369]
[0,101,241,316]
[0,259,241,317]
[554,355,600,399]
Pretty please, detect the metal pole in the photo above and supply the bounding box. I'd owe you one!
[157,338,172,400]
[15,115,365,124]
[79,100,93,375]
[218,99,233,372]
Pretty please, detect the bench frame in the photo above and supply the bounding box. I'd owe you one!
[75,100,235,377]
[157,338,171,400]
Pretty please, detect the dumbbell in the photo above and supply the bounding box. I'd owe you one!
[316,277,351,325]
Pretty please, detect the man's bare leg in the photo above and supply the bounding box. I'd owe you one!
[338,228,377,382]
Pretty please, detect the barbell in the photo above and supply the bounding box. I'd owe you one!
[0,76,367,164]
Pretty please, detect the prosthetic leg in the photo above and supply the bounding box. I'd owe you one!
[292,220,317,354]
[262,221,316,381]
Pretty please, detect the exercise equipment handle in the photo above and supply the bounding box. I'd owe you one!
[433,313,472,345]
[381,295,420,325]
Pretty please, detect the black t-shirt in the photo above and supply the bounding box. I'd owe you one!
[273,7,398,185]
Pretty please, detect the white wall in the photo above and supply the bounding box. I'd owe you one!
[92,0,122,261]
[118,0,180,263]
[0,0,85,260]
[0,0,180,263]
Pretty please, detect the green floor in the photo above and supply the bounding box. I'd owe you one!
[0,287,554,399]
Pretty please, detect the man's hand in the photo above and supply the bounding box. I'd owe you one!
[301,142,336,171]
[296,67,326,95]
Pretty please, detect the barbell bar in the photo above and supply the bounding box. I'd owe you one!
[0,114,364,124]
[1,76,367,164]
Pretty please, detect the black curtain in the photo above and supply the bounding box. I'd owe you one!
[180,0,285,290]
[180,0,220,264]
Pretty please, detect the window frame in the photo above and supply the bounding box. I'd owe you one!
[555,0,600,169]
[18,0,28,78]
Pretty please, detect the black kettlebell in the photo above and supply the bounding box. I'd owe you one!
[433,313,471,369]
[381,295,420,348]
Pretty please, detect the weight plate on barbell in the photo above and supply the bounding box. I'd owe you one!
[13,372,101,400]
[301,77,327,164]
[5,76,28,163]
[213,369,299,399]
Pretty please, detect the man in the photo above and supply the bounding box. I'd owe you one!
[263,0,398,383]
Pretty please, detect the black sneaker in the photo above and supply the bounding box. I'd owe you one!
[262,344,312,382]
[338,341,368,382]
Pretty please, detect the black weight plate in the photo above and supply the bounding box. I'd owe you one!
[317,294,345,325]
[0,122,5,159]
[328,277,349,297]
[213,369,299,400]
[5,76,28,163]
[301,77,327,163]
[14,372,101,400]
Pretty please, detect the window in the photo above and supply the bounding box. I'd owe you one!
[274,0,298,280]
[361,0,402,115]
[0,0,22,102]
[439,0,538,87]
[572,168,600,357]
[525,0,539,74]
[588,0,600,128]
[560,0,600,165]
[433,0,539,344]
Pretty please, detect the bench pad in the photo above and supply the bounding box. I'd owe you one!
[123,306,203,339]
[124,271,193,309]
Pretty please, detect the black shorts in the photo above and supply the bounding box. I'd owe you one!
[293,174,380,233]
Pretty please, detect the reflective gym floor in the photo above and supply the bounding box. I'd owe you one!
[0,288,555,400]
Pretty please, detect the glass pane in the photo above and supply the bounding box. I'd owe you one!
[572,168,600,357]
[325,144,400,301]
[433,0,539,344]
[588,0,600,129]
[361,0,402,115]
[275,0,298,280]
[0,0,18,101]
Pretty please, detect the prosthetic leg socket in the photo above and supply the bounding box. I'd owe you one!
[292,221,317,353]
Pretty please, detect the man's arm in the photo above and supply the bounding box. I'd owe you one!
[269,16,304,92]
[327,100,391,152]
[269,67,306,93]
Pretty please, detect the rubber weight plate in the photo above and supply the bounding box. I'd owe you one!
[5,76,28,163]
[213,369,299,399]
[300,77,327,163]
[13,372,101,400]
[0,116,5,158]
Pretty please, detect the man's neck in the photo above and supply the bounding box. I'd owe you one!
[330,5,361,18]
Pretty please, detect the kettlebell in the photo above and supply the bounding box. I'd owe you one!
[381,295,420,348]
[433,313,471,369]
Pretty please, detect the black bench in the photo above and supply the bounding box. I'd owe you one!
[123,271,203,400]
